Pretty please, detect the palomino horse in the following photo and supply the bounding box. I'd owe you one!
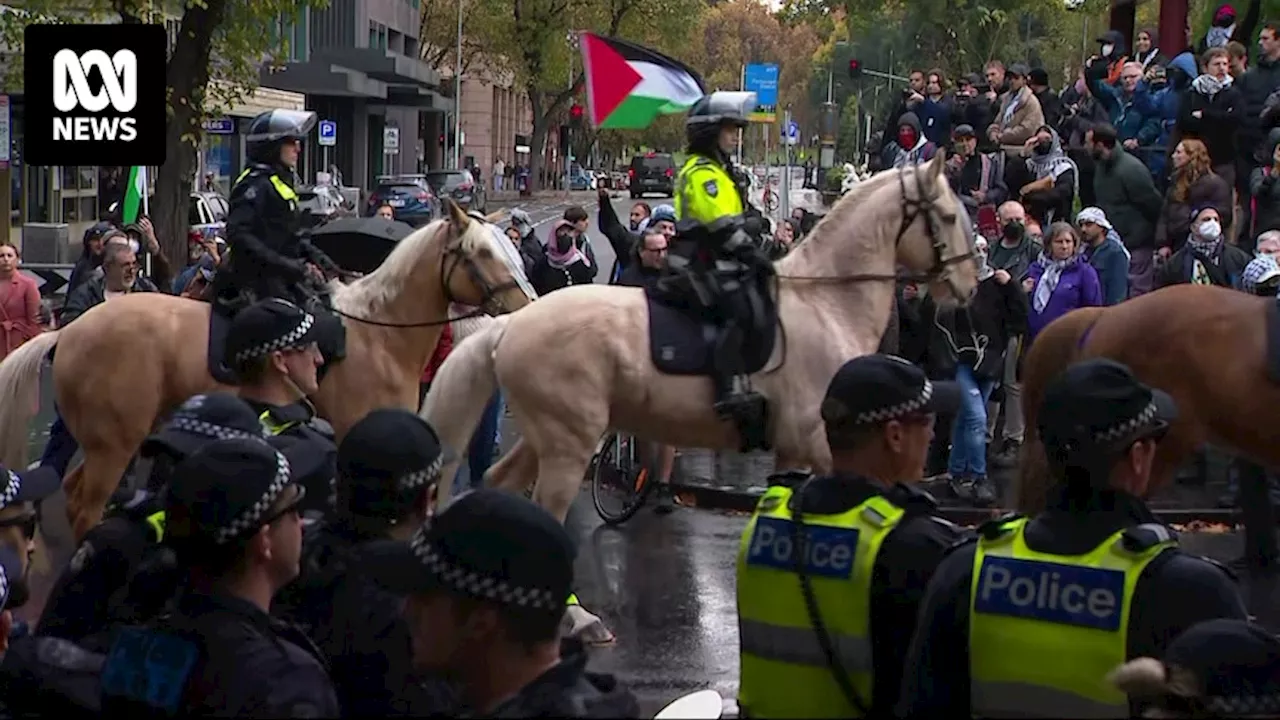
[422,153,980,523]
[0,201,535,540]
[1014,285,1277,515]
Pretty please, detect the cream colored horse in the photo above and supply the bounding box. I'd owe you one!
[423,153,979,522]
[0,202,534,540]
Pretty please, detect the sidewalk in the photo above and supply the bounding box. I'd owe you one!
[488,189,597,207]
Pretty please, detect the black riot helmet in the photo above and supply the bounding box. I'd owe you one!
[686,91,756,159]
[246,109,318,167]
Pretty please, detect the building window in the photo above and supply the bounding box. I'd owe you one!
[404,35,419,58]
[164,18,180,58]
[378,26,388,51]
[369,20,378,49]
[288,8,309,61]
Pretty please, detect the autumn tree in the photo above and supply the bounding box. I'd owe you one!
[0,0,325,270]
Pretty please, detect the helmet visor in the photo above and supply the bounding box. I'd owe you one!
[247,110,319,143]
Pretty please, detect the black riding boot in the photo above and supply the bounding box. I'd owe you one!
[712,322,769,452]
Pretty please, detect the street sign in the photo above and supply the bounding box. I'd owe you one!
[202,118,235,135]
[744,63,779,124]
[22,265,75,297]
[783,121,799,146]
[383,126,400,155]
[318,120,337,147]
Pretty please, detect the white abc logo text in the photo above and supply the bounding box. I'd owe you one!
[52,48,138,142]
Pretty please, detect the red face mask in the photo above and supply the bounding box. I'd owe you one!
[898,127,918,148]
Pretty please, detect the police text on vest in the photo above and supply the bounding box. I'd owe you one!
[974,556,1124,631]
[745,516,858,579]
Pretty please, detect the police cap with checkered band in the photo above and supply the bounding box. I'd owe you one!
[820,354,962,431]
[0,463,60,512]
[337,409,457,521]
[164,437,304,548]
[0,545,19,610]
[224,298,321,369]
[1038,358,1177,463]
[363,489,574,614]
[141,392,266,459]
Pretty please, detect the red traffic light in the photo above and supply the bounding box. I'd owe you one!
[570,104,584,119]
[847,59,862,79]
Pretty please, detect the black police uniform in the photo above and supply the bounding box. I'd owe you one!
[273,409,457,715]
[897,360,1249,717]
[365,490,641,717]
[99,439,340,717]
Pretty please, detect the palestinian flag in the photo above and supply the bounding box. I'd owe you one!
[121,165,147,225]
[579,33,705,130]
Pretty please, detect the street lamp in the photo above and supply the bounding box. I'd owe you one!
[453,0,463,169]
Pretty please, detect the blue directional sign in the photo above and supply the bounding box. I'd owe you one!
[202,118,235,135]
[744,63,779,123]
[318,120,337,147]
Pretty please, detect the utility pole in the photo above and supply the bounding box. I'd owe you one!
[452,0,463,169]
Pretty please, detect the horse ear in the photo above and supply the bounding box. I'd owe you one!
[445,198,471,232]
[926,149,947,179]
[484,210,505,223]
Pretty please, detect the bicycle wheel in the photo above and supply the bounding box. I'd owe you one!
[591,432,660,525]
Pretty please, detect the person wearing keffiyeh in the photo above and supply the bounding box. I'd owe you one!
[1156,205,1251,288]
[1024,222,1102,342]
[1177,47,1242,183]
[530,220,594,295]
[1019,125,1077,225]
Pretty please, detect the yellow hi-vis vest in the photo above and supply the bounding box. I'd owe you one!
[736,485,905,718]
[259,409,301,437]
[969,516,1176,718]
[675,155,744,226]
[233,167,298,203]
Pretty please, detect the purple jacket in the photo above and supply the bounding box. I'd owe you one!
[1026,256,1103,340]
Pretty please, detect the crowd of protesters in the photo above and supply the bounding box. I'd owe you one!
[876,4,1280,507]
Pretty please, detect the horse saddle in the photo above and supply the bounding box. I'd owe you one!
[204,283,348,386]
[644,277,778,377]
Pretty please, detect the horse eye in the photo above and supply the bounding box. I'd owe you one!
[940,212,958,224]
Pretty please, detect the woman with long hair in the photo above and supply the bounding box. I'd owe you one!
[1023,222,1103,343]
[1156,139,1232,256]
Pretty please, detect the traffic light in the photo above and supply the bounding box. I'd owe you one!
[439,133,445,147]
[847,59,862,79]
[569,103,584,127]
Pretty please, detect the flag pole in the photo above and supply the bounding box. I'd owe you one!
[141,166,152,276]
[736,64,745,166]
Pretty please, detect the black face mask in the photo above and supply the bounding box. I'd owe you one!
[1035,141,1052,155]
[1002,221,1024,241]
[7,573,29,609]
[555,233,573,253]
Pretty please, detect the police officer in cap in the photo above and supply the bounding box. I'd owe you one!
[737,354,968,718]
[0,461,61,613]
[899,358,1248,718]
[100,437,339,717]
[38,393,276,646]
[365,490,640,717]
[225,298,338,514]
[274,408,456,715]
[657,91,776,448]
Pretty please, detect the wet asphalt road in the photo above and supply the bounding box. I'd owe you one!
[20,191,1280,715]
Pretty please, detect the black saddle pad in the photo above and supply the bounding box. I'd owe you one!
[207,304,239,385]
[1267,299,1280,385]
[644,292,778,376]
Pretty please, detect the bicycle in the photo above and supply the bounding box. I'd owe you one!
[589,430,660,525]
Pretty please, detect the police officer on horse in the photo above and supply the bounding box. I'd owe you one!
[656,91,776,449]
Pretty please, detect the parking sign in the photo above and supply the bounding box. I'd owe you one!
[318,120,337,147]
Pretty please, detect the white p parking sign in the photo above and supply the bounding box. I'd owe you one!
[318,120,337,147]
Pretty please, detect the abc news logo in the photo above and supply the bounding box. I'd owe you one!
[24,24,167,167]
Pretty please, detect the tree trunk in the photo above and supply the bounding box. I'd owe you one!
[528,90,547,191]
[154,0,228,272]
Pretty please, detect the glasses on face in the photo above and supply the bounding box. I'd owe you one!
[111,262,139,272]
[0,511,37,540]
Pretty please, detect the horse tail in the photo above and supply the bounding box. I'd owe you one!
[1014,307,1106,516]
[0,331,61,470]
[420,316,509,500]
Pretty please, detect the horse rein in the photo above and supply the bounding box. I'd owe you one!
[776,165,975,290]
[329,222,521,329]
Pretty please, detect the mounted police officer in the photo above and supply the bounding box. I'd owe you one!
[898,359,1249,718]
[737,354,968,718]
[213,109,346,368]
[657,91,776,449]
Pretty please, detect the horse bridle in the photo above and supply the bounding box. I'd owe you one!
[777,165,975,291]
[330,222,522,329]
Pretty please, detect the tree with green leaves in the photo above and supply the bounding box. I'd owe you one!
[0,0,325,269]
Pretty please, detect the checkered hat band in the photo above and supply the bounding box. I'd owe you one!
[0,562,8,609]
[398,456,444,493]
[1093,400,1157,444]
[166,417,261,441]
[212,448,292,545]
[854,380,933,425]
[0,471,19,509]
[409,528,559,611]
[232,311,316,364]
[1206,693,1280,716]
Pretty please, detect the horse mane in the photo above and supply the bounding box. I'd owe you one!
[334,216,490,315]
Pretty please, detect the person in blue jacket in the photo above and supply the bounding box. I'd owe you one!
[1076,206,1132,305]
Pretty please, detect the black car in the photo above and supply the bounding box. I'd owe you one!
[424,169,486,213]
[629,153,675,198]
[366,176,439,227]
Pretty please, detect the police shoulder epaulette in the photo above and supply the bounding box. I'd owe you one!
[977,512,1024,540]
[1120,523,1178,553]
[766,470,812,489]
[883,482,939,513]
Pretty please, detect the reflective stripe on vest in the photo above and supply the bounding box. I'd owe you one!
[259,410,300,436]
[146,511,165,542]
[736,486,904,718]
[969,517,1176,719]
[567,593,580,607]
[675,154,743,225]
[233,168,297,202]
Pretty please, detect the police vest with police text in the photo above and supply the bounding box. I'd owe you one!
[675,155,744,226]
[968,516,1176,718]
[736,485,904,718]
